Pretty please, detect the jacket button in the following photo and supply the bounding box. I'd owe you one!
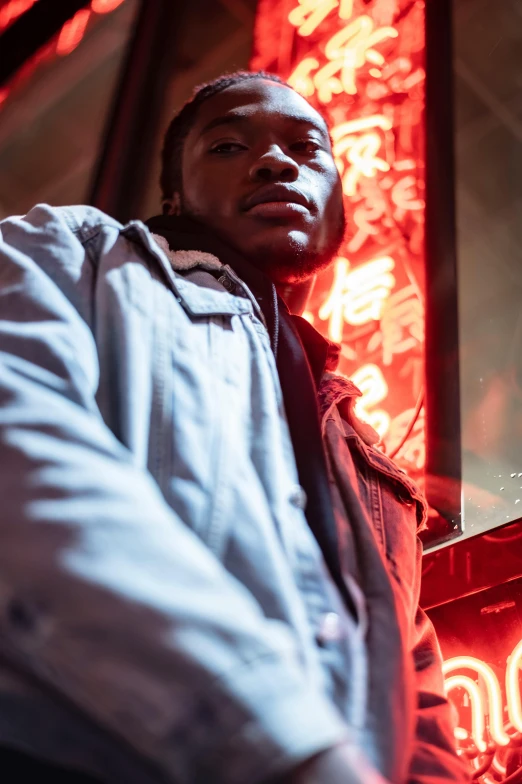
[217,273,235,293]
[289,485,307,510]
[315,612,342,646]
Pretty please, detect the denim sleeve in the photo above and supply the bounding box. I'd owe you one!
[407,540,471,784]
[0,205,349,784]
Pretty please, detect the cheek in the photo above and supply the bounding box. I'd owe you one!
[309,163,341,207]
[182,173,218,214]
[315,176,344,244]
[183,175,240,225]
[321,173,344,219]
[181,157,238,219]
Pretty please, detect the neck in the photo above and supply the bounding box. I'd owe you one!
[275,278,315,315]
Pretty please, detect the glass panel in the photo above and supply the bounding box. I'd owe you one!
[454,0,522,543]
[0,0,139,216]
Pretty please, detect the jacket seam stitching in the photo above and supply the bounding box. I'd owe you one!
[343,433,426,527]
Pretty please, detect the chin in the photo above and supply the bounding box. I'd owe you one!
[255,250,334,284]
[249,235,336,284]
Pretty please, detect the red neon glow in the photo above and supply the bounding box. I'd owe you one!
[443,656,510,748]
[56,8,91,56]
[91,0,125,12]
[444,674,488,753]
[318,255,396,339]
[252,0,426,475]
[0,0,127,107]
[0,0,38,33]
[506,639,522,733]
[441,641,522,780]
[330,115,392,197]
[289,0,355,37]
[350,363,390,439]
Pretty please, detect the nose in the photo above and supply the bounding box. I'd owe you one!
[249,145,299,183]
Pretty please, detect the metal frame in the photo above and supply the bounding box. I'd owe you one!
[424,0,463,546]
[88,0,184,222]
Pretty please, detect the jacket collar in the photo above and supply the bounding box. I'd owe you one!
[146,213,341,385]
[291,314,340,386]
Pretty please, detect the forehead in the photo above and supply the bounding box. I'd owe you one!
[189,79,329,137]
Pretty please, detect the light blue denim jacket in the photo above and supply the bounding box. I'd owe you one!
[0,205,468,784]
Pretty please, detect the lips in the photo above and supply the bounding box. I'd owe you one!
[242,184,310,212]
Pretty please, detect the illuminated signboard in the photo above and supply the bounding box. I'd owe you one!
[0,0,126,107]
[444,644,522,781]
[252,0,426,482]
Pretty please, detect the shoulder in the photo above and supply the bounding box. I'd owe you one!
[1,204,122,245]
[0,205,127,319]
[40,204,122,244]
[56,204,122,237]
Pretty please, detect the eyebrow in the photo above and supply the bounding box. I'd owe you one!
[198,111,329,140]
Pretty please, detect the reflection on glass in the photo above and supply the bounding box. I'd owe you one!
[455,0,522,540]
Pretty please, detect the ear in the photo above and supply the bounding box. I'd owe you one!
[162,192,181,216]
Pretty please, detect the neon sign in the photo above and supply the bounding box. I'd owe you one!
[443,643,522,780]
[0,0,126,107]
[252,0,426,479]
[0,0,38,32]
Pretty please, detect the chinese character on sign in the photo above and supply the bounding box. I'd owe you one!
[367,284,424,365]
[391,175,424,220]
[323,16,398,95]
[288,57,321,97]
[319,256,396,342]
[330,115,392,197]
[288,0,337,36]
[347,179,388,253]
[254,0,426,473]
[350,363,390,439]
[288,14,398,101]
[288,0,354,37]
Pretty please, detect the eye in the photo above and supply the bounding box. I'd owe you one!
[290,139,322,153]
[209,141,247,154]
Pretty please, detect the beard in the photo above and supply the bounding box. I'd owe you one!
[179,193,346,284]
[243,206,347,284]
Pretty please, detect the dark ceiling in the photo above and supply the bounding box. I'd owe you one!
[0,0,258,219]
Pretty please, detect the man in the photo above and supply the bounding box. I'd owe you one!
[0,71,468,784]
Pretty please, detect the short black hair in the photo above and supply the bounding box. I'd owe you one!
[160,70,289,206]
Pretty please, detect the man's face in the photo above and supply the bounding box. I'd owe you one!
[177,79,345,283]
